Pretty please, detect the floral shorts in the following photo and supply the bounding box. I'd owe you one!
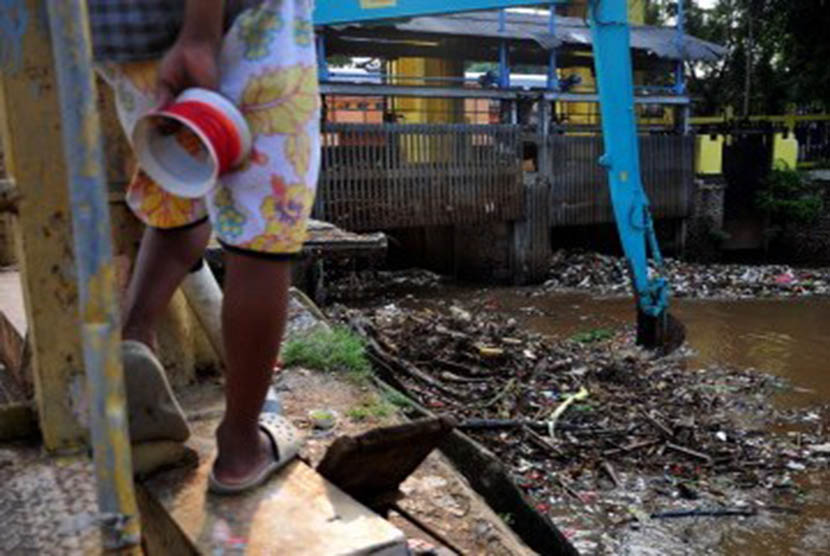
[101,0,320,257]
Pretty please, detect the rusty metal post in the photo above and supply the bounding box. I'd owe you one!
[44,0,141,550]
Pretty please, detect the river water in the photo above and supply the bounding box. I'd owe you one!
[497,291,830,555]
[493,293,830,406]
[384,285,830,554]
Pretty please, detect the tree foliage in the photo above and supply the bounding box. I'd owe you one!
[647,0,830,115]
[755,163,822,226]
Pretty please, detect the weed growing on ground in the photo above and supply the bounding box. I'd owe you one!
[282,326,371,383]
[570,328,614,344]
[346,394,395,421]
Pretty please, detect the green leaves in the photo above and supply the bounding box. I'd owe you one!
[755,164,822,225]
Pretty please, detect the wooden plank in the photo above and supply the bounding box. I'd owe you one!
[143,418,409,555]
[0,0,88,450]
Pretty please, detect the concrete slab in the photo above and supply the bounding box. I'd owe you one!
[142,416,408,555]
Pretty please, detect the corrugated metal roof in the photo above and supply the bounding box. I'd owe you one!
[331,11,725,63]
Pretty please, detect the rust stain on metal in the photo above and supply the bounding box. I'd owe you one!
[0,0,28,73]
[81,108,104,177]
[81,263,117,322]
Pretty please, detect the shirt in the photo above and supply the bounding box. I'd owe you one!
[89,0,261,62]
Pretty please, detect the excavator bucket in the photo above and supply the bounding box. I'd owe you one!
[636,310,686,355]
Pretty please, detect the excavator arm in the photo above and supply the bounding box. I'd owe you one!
[314,0,565,25]
[587,0,684,351]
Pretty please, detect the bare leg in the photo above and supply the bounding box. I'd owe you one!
[212,251,292,484]
[122,221,211,345]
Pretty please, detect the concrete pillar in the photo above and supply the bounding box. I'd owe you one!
[512,100,551,285]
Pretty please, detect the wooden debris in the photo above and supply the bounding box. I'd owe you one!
[641,409,674,439]
[650,508,757,520]
[600,460,622,488]
[665,442,713,464]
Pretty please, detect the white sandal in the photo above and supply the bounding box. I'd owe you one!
[208,391,302,495]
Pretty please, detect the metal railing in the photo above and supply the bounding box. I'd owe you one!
[314,123,525,230]
[795,120,830,166]
[690,113,830,168]
[313,124,694,232]
[549,134,693,226]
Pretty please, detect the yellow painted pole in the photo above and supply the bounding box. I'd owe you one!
[0,0,88,451]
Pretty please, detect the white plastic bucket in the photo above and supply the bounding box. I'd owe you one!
[132,88,252,199]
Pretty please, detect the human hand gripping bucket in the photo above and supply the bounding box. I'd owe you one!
[132,88,252,198]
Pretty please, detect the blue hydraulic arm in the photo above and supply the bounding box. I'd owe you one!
[587,0,682,349]
[588,0,665,315]
[314,0,566,25]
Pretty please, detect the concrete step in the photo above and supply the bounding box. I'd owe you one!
[141,416,409,555]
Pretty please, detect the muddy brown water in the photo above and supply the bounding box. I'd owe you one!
[380,286,830,554]
[489,291,830,555]
[496,293,830,405]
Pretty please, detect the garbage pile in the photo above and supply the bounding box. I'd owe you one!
[330,301,830,551]
[325,268,444,302]
[541,250,830,299]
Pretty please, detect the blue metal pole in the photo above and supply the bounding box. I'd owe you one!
[316,33,330,81]
[498,8,510,88]
[674,0,685,94]
[45,0,140,550]
[547,4,560,90]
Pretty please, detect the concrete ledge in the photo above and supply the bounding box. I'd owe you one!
[141,416,408,555]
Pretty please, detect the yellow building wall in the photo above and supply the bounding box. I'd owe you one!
[390,58,464,163]
[695,135,724,175]
[558,0,674,130]
[391,58,464,124]
[772,133,799,169]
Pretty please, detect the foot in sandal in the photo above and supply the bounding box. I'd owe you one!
[209,389,302,495]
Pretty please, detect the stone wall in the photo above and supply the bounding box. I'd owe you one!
[685,176,727,261]
[775,170,830,265]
